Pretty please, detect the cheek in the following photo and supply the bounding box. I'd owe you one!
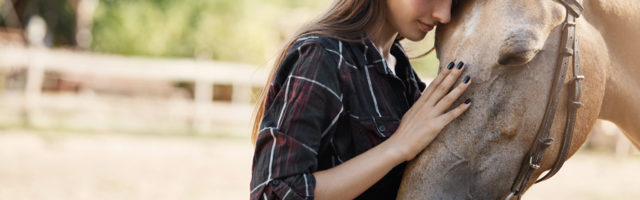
[388,0,421,25]
[414,0,436,17]
[412,0,431,14]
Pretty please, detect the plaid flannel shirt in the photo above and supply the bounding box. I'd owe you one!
[250,35,427,200]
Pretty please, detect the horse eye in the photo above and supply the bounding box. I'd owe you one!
[498,31,541,66]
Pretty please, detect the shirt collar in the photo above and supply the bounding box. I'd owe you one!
[360,36,411,77]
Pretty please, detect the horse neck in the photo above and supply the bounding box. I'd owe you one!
[584,0,640,148]
[584,0,640,62]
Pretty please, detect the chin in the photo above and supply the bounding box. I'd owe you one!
[403,32,427,41]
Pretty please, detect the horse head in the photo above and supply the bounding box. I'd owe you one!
[397,0,613,199]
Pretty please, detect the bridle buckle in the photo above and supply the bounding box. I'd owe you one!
[529,156,541,169]
[571,101,583,108]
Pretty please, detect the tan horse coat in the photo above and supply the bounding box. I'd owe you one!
[397,0,640,199]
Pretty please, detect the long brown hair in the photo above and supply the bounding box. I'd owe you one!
[250,0,389,145]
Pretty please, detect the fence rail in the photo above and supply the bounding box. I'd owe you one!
[0,44,268,135]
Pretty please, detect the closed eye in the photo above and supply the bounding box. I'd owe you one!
[452,0,464,8]
[451,0,465,15]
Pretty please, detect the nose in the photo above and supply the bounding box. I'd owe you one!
[432,0,452,24]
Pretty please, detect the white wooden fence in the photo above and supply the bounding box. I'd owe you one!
[0,17,268,135]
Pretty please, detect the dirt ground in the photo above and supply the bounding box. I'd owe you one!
[0,129,638,200]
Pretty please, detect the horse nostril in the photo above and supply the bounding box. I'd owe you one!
[498,49,540,66]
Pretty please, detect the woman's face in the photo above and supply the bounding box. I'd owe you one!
[386,0,453,41]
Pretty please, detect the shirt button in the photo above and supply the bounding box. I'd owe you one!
[271,180,280,186]
[377,125,386,132]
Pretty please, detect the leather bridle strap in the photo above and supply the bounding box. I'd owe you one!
[536,0,584,183]
[507,0,584,199]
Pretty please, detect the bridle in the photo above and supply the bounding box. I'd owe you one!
[507,0,584,199]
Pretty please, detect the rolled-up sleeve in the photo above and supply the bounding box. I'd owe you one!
[250,40,343,200]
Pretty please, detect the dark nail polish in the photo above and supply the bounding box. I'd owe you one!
[463,75,471,84]
[447,62,455,70]
[464,98,472,104]
[456,61,465,69]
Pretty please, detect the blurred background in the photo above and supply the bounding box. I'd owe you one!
[0,0,637,199]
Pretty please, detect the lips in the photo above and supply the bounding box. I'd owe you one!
[417,21,434,32]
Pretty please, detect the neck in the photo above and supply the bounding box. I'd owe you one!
[584,0,640,148]
[584,0,640,71]
[366,19,399,60]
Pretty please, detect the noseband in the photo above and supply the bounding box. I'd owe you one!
[507,0,584,199]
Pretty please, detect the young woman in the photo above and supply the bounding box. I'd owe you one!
[250,0,470,199]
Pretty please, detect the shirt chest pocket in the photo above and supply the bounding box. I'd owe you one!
[350,115,401,138]
[331,114,401,162]
[344,94,402,139]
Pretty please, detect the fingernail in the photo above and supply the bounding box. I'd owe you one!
[447,62,455,70]
[464,98,472,104]
[456,61,465,70]
[463,75,471,84]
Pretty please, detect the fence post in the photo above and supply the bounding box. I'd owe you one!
[232,83,252,104]
[23,16,47,127]
[192,79,213,134]
[76,0,98,49]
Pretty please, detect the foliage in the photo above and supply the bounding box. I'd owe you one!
[89,0,439,76]
[91,0,328,64]
[0,0,76,46]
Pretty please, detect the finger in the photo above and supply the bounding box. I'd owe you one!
[438,99,472,124]
[425,62,465,106]
[420,62,454,102]
[433,75,471,113]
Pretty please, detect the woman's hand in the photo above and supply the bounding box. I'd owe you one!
[388,61,471,161]
[312,61,470,200]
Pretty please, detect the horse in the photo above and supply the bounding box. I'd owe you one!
[397,0,640,199]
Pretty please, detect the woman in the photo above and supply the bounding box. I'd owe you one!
[250,0,470,199]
